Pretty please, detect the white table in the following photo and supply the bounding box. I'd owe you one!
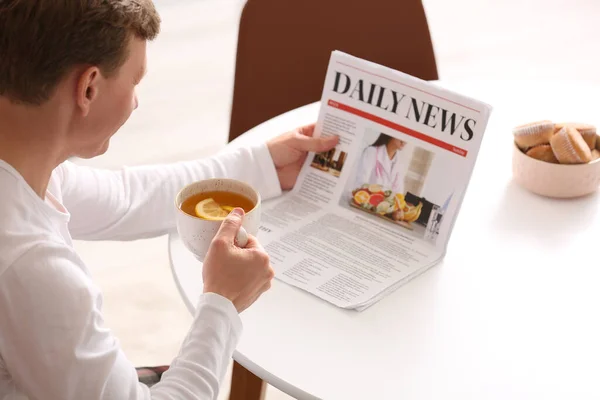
[169,80,600,400]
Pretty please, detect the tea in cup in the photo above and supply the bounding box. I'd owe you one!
[175,179,261,260]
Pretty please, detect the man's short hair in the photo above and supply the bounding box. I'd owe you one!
[0,0,161,105]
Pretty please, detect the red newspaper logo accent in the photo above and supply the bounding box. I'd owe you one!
[327,99,468,157]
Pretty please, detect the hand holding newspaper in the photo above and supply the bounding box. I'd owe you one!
[258,51,492,311]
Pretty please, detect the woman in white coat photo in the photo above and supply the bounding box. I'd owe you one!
[352,133,411,194]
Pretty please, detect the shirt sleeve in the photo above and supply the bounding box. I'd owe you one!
[0,242,241,400]
[59,143,282,241]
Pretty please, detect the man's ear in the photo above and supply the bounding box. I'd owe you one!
[76,66,101,117]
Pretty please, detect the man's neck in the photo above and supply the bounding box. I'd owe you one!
[0,98,68,198]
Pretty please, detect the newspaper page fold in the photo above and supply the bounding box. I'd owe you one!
[258,51,492,311]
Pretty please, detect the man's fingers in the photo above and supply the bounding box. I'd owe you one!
[251,279,274,305]
[243,234,264,251]
[245,281,272,311]
[214,208,245,242]
[297,123,316,137]
[260,279,273,294]
[293,132,339,153]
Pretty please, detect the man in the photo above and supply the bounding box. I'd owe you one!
[0,1,338,399]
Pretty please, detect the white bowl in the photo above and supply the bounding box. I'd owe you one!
[512,137,600,198]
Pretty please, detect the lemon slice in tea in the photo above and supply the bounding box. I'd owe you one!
[195,198,229,220]
[221,205,235,212]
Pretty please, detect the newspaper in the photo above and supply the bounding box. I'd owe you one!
[258,51,492,311]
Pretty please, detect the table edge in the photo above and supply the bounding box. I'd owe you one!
[167,232,320,400]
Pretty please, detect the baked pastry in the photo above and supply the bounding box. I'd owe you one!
[550,126,592,164]
[513,120,554,150]
[580,126,597,150]
[554,122,596,149]
[526,144,559,163]
[592,149,600,161]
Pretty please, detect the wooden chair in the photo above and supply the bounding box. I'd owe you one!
[227,1,437,398]
[228,0,438,143]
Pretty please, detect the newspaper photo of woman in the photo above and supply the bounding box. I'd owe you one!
[352,133,411,194]
[339,130,426,233]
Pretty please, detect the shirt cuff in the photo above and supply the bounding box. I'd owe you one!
[196,292,243,342]
[251,143,283,201]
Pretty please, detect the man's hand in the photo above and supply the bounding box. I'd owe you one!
[202,209,274,313]
[267,123,339,190]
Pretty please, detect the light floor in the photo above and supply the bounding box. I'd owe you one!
[72,1,600,399]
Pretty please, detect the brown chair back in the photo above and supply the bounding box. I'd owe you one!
[229,0,438,143]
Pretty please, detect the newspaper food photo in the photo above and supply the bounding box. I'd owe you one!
[339,128,452,244]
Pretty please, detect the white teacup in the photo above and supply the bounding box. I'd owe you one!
[175,178,261,260]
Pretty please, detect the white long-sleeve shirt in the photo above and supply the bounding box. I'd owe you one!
[0,143,282,400]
